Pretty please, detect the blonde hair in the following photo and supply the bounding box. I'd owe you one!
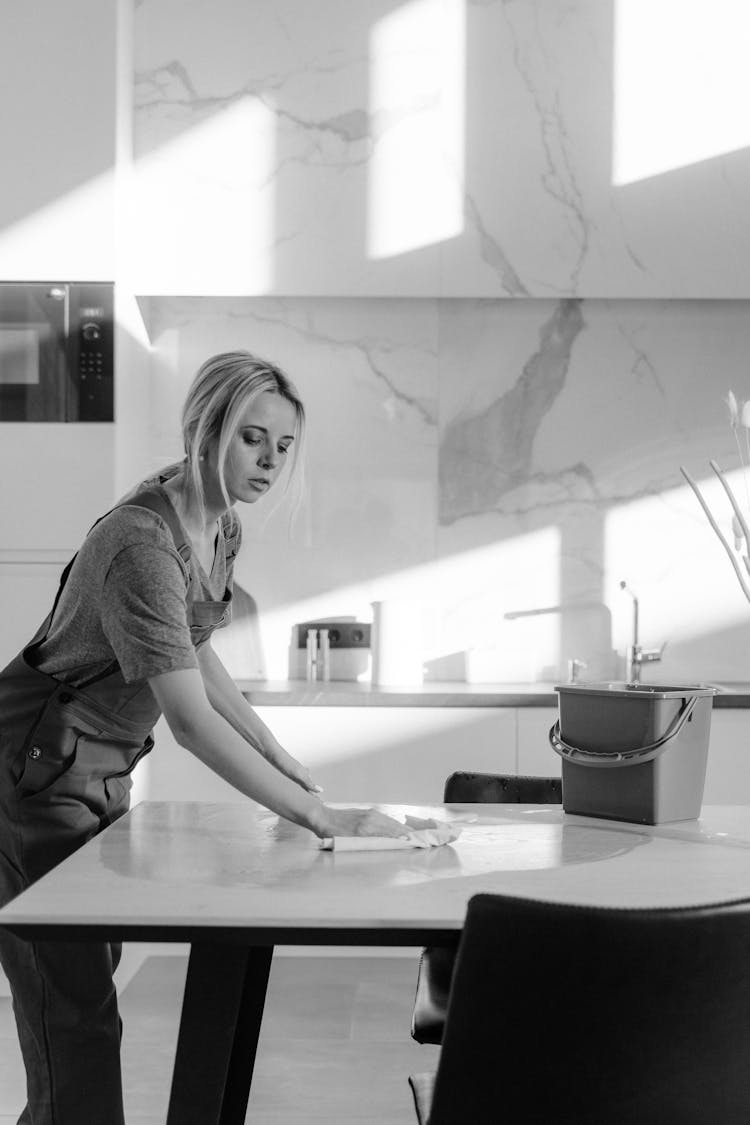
[181,350,305,518]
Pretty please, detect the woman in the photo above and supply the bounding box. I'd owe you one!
[0,350,406,1125]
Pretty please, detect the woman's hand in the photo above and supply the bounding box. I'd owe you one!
[314,806,410,840]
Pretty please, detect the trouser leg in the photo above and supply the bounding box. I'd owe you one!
[0,925,125,1125]
[0,840,125,1125]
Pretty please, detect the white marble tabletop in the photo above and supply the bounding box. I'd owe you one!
[2,802,750,941]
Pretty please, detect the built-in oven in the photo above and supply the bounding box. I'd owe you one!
[0,281,114,421]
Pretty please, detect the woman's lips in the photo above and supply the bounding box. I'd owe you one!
[249,478,270,491]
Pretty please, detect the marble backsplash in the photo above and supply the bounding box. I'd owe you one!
[138,295,750,685]
[131,0,750,297]
[130,1,750,685]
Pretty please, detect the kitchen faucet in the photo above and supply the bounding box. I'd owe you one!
[619,581,666,682]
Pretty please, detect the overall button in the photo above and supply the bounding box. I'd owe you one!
[28,747,42,760]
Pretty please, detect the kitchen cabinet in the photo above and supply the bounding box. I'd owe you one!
[517,707,562,779]
[139,701,750,808]
[0,558,68,670]
[0,428,115,554]
[704,711,750,804]
[142,706,518,806]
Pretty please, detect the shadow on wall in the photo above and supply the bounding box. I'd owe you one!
[142,708,526,805]
[211,582,266,679]
[653,617,750,686]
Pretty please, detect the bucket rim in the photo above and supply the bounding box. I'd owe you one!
[554,681,717,700]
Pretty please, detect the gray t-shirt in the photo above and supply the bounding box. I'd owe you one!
[36,489,240,688]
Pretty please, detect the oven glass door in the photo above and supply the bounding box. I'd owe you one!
[0,284,69,421]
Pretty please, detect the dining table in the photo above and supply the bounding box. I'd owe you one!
[2,799,750,1124]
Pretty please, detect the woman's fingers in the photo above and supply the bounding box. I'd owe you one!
[287,764,323,795]
[325,807,409,839]
[403,814,438,830]
[361,810,409,837]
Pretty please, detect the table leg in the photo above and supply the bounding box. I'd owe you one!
[166,942,274,1125]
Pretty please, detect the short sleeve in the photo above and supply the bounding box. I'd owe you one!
[101,542,199,683]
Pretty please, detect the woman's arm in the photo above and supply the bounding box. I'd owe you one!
[196,641,319,792]
[149,667,407,839]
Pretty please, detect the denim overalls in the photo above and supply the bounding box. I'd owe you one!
[0,485,238,1125]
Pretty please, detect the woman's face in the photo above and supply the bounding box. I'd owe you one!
[220,391,298,505]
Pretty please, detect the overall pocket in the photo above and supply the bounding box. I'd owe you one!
[14,727,79,799]
[15,731,152,801]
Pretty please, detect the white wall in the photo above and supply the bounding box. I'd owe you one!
[131,0,750,298]
[0,0,117,280]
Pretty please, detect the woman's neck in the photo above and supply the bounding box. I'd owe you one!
[162,469,227,541]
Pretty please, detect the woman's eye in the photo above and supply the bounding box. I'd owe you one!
[243,435,261,446]
[278,445,290,456]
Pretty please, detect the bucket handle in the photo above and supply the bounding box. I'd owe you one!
[548,695,697,767]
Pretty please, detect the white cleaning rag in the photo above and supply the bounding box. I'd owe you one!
[320,822,461,851]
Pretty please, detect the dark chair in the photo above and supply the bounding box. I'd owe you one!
[409,892,750,1125]
[411,772,561,1045]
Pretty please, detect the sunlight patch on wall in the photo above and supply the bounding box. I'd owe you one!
[257,524,561,683]
[613,0,750,185]
[604,469,749,651]
[0,170,115,281]
[367,0,465,259]
[130,96,276,294]
[273,707,489,768]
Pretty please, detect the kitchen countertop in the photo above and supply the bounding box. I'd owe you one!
[237,680,750,708]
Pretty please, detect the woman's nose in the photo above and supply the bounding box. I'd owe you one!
[259,444,278,470]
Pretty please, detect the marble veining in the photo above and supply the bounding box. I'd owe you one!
[140,295,750,686]
[440,298,585,522]
[497,1,590,293]
[136,63,373,157]
[464,193,529,297]
[142,296,437,429]
[133,0,750,296]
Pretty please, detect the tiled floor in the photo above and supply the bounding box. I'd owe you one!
[0,953,439,1124]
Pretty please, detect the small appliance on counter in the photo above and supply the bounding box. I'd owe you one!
[549,681,717,825]
[290,619,371,682]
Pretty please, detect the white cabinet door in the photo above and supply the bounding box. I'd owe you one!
[0,561,66,670]
[144,706,518,806]
[517,707,561,779]
[0,427,114,553]
[704,711,750,804]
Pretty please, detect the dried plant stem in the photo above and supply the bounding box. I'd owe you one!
[680,466,750,604]
[737,427,750,513]
[709,460,750,554]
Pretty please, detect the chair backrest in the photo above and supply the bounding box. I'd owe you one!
[427,892,750,1125]
[443,771,562,805]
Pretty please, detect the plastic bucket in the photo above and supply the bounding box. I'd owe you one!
[549,682,717,825]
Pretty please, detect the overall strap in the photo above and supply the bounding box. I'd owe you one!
[24,488,193,679]
[123,487,193,571]
[220,509,240,564]
[71,490,196,689]
[27,488,233,680]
